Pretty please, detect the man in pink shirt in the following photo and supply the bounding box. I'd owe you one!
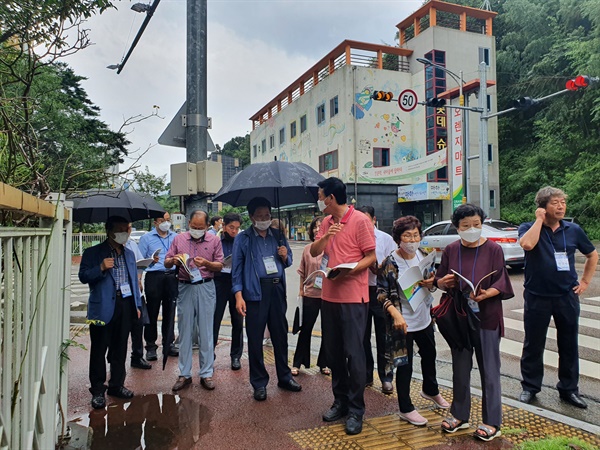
[310,177,376,435]
[164,210,224,392]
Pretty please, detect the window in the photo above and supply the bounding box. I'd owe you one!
[487,144,493,163]
[316,103,326,125]
[318,150,338,172]
[486,94,492,112]
[300,114,307,133]
[279,127,285,145]
[329,96,339,118]
[373,148,390,167]
[490,190,496,209]
[253,144,257,157]
[261,139,266,153]
[269,134,275,149]
[290,121,297,138]
[479,47,490,66]
[423,224,447,236]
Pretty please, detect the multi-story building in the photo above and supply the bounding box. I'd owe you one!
[249,0,499,232]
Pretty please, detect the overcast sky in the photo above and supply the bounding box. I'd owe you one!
[65,0,424,181]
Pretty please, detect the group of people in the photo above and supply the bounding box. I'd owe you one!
[79,179,596,441]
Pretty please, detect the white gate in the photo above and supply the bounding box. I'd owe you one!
[0,192,72,450]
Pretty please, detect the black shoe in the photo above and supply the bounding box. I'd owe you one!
[231,357,241,371]
[345,413,363,435]
[277,379,302,392]
[560,392,588,409]
[131,358,152,370]
[254,387,267,401]
[107,386,134,399]
[519,390,535,404]
[91,394,105,409]
[168,346,179,357]
[323,401,349,422]
[146,349,158,361]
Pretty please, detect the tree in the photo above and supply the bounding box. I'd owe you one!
[220,134,251,168]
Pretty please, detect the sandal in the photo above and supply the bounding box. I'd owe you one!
[474,425,501,441]
[441,417,470,433]
[320,367,331,376]
[291,367,299,376]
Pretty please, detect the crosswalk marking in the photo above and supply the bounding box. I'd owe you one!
[503,317,600,350]
[585,296,600,302]
[500,339,600,380]
[511,309,599,329]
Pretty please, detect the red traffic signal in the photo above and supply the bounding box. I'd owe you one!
[372,91,393,102]
[566,75,590,91]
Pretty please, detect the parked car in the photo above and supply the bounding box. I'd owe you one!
[129,230,147,244]
[420,219,524,268]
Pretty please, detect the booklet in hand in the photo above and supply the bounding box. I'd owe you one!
[136,248,162,269]
[397,251,436,312]
[221,254,232,274]
[303,262,358,286]
[451,269,497,296]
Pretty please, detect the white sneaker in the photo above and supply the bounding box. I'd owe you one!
[399,410,428,426]
[420,391,450,409]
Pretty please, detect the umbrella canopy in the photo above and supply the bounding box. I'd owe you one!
[212,160,325,207]
[70,189,165,224]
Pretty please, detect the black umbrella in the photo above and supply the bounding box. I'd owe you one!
[70,188,165,224]
[212,160,324,208]
[432,291,480,351]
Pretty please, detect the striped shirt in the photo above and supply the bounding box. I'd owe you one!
[166,231,224,281]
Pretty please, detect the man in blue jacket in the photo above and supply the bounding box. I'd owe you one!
[233,197,301,401]
[79,215,142,409]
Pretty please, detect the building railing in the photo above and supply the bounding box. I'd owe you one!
[250,39,413,129]
[0,194,72,450]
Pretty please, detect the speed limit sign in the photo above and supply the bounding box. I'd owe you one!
[398,89,418,112]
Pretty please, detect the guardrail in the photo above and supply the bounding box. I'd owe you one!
[72,233,106,256]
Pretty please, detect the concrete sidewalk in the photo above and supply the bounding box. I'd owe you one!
[64,326,600,450]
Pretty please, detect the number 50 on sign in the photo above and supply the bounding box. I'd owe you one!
[398,89,418,112]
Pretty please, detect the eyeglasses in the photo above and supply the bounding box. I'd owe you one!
[400,233,421,241]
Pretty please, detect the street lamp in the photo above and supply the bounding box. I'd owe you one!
[417,57,469,207]
[131,3,152,13]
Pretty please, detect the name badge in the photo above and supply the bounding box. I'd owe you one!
[554,252,569,272]
[313,276,323,289]
[190,267,203,283]
[263,256,278,274]
[468,298,480,313]
[221,267,232,274]
[320,254,329,271]
[120,283,133,298]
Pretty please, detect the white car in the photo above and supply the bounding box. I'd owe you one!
[129,230,147,244]
[420,219,524,268]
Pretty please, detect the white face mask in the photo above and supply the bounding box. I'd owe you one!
[317,200,327,212]
[254,220,271,231]
[158,221,171,232]
[400,241,420,254]
[112,232,129,245]
[458,227,482,243]
[189,229,205,239]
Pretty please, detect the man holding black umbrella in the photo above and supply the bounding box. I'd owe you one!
[233,197,302,401]
[79,215,142,409]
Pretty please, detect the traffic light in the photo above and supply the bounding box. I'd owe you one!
[425,97,446,108]
[371,91,393,102]
[566,75,593,91]
[512,97,539,110]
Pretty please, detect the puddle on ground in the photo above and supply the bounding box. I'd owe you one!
[71,393,212,449]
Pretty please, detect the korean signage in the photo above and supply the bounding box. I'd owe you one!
[450,107,463,210]
[359,151,447,183]
[397,182,450,203]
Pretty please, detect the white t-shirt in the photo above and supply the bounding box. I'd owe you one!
[369,227,398,286]
[391,250,432,332]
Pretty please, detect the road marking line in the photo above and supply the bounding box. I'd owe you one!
[503,317,600,350]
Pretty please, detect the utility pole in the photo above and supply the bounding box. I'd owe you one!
[478,61,489,213]
[185,0,209,214]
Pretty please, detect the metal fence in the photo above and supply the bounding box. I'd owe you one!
[72,232,105,256]
[0,202,72,450]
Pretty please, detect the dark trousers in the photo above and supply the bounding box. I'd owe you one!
[396,321,440,413]
[292,296,326,369]
[89,293,135,395]
[213,275,244,359]
[321,300,369,416]
[245,280,291,389]
[130,296,144,360]
[363,285,392,383]
[144,271,178,351]
[521,290,581,395]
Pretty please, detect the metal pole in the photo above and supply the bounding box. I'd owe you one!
[478,62,489,212]
[185,0,208,215]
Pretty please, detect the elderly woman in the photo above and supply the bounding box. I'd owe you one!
[291,216,330,376]
[435,204,514,442]
[377,216,449,426]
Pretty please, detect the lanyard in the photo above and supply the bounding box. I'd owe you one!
[544,228,567,253]
[458,242,479,291]
[158,233,172,253]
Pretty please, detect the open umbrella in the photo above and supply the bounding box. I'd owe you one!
[212,160,324,208]
[70,188,165,224]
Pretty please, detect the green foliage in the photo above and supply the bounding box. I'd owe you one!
[516,436,598,450]
[219,204,252,230]
[219,134,251,168]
